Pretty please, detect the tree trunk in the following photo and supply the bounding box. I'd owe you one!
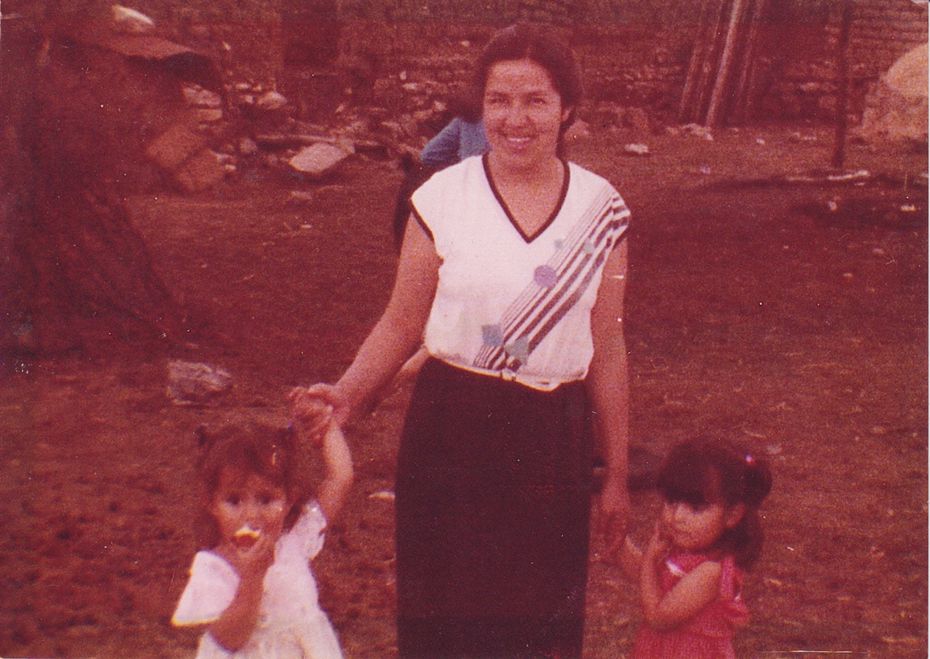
[2,0,197,356]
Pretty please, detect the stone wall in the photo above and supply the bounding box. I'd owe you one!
[130,0,927,125]
[764,0,929,121]
[132,0,285,82]
[331,1,704,124]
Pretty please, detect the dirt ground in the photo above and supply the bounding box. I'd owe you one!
[1,122,926,658]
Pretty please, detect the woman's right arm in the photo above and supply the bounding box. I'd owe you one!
[291,217,439,426]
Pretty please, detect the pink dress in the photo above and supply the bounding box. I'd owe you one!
[633,552,749,658]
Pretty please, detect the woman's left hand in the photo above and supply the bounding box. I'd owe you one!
[598,475,631,556]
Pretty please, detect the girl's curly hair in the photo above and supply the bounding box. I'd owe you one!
[192,421,310,550]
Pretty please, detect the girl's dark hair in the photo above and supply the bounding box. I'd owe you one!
[192,421,309,550]
[472,23,583,135]
[656,437,773,569]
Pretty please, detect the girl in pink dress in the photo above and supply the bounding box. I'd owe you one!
[620,438,772,658]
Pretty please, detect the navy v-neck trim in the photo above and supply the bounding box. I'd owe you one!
[482,154,570,244]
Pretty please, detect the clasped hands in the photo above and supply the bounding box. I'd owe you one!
[287,383,349,444]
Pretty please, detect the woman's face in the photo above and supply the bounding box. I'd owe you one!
[482,58,571,172]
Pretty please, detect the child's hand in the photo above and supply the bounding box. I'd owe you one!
[230,533,276,583]
[643,520,671,564]
[288,385,344,443]
[288,385,333,447]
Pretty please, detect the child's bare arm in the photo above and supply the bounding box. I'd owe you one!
[638,522,721,631]
[641,558,722,631]
[316,423,353,523]
[206,540,274,651]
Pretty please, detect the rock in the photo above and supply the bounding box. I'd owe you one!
[145,123,205,171]
[256,91,288,111]
[182,84,222,108]
[111,5,155,34]
[175,149,226,192]
[288,190,315,205]
[238,137,258,156]
[288,143,353,178]
[789,131,818,143]
[623,143,650,156]
[669,123,715,141]
[166,360,232,405]
[194,108,223,123]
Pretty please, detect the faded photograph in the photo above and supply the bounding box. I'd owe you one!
[1,0,926,657]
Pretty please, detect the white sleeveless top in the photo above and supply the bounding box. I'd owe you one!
[411,155,630,390]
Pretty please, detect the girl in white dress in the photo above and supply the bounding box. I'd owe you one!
[172,418,352,658]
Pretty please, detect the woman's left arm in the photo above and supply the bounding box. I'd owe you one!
[586,238,631,553]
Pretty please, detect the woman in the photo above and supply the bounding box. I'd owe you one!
[292,23,631,658]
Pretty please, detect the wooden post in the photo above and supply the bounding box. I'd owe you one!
[706,0,747,127]
[678,0,713,123]
[832,0,854,169]
[691,0,730,124]
[731,0,766,124]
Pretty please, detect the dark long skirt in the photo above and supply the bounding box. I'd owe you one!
[395,358,593,658]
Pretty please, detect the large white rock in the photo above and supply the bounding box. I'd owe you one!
[288,143,352,178]
[859,44,928,144]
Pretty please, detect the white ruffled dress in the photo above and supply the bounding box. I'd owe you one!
[172,502,343,658]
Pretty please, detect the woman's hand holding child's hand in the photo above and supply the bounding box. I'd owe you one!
[288,385,347,443]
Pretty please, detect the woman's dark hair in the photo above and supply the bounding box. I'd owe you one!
[656,437,773,569]
[192,421,309,550]
[472,22,583,135]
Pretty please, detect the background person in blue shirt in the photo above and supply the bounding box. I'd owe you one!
[392,95,489,247]
[419,115,488,169]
